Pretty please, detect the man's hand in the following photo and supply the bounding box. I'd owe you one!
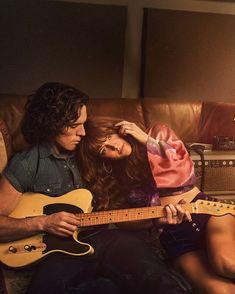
[40,211,81,237]
[115,121,148,145]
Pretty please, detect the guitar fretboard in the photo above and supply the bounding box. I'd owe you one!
[78,203,194,227]
[77,200,235,227]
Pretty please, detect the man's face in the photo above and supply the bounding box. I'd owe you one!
[55,105,87,152]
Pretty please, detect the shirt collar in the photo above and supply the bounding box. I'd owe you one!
[39,142,76,159]
[39,142,55,159]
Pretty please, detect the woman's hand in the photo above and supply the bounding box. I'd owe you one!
[154,199,192,227]
[40,211,81,237]
[115,121,148,145]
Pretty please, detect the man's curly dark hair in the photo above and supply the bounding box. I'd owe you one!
[22,82,89,145]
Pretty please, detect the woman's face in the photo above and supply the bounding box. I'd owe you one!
[98,133,132,160]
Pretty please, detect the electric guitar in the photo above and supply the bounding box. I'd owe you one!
[0,188,234,268]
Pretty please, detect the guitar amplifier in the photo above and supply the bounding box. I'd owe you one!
[190,150,235,196]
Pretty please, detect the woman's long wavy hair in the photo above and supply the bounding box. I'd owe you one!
[78,117,156,211]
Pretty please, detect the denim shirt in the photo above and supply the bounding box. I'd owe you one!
[3,143,84,196]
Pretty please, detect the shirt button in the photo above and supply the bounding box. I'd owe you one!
[47,188,51,192]
[64,165,67,169]
[71,165,75,169]
[67,184,71,188]
[192,223,196,227]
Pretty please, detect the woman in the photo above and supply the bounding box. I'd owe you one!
[78,117,235,294]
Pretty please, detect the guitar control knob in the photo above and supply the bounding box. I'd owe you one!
[8,246,17,253]
[24,245,31,251]
[24,245,36,252]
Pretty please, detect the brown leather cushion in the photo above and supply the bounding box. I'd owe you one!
[198,102,235,143]
[0,94,28,152]
[142,98,202,143]
[88,98,146,130]
[0,119,12,173]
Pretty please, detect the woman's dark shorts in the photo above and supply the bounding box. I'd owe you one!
[159,192,212,260]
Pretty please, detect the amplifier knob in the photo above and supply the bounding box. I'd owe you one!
[229,161,233,166]
[198,161,202,166]
[223,161,226,166]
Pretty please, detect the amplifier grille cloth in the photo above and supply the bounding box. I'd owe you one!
[194,167,235,193]
[191,150,235,195]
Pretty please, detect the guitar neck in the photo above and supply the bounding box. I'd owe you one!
[78,203,194,227]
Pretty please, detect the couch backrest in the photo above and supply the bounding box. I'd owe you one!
[0,94,27,153]
[0,94,202,146]
[0,94,203,172]
[88,98,146,130]
[0,95,147,152]
[142,98,202,143]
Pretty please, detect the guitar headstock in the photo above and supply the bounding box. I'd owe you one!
[193,200,235,216]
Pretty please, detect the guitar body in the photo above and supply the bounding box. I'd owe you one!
[0,189,94,268]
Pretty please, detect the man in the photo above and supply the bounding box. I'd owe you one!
[0,82,188,293]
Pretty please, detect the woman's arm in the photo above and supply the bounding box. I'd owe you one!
[115,121,195,189]
[114,121,193,225]
[146,123,195,189]
[115,121,148,144]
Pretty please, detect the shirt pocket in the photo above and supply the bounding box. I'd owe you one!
[33,182,62,196]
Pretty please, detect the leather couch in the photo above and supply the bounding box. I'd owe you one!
[0,94,202,165]
[0,93,235,294]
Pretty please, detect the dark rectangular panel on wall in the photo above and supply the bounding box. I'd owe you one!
[142,8,235,101]
[0,0,126,98]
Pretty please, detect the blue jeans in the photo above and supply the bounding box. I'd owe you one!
[27,229,187,294]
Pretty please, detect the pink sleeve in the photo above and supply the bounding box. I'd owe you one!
[147,123,195,188]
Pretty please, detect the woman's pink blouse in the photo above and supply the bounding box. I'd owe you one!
[147,123,195,189]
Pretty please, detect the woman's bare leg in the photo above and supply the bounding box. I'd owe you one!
[206,214,235,278]
[175,213,235,293]
[175,250,235,294]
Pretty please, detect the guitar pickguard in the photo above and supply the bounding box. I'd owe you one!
[43,203,89,255]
